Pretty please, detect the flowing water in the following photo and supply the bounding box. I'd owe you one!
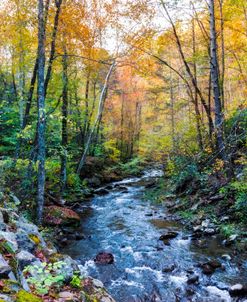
[62,170,247,302]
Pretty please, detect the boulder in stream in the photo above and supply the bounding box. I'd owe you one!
[159,231,178,241]
[94,252,114,264]
[229,283,247,297]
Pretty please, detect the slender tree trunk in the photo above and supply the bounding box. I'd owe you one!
[23,0,50,128]
[160,0,214,137]
[82,72,90,144]
[44,0,63,98]
[209,0,225,157]
[37,0,46,224]
[76,62,115,174]
[219,0,225,109]
[192,17,203,150]
[60,44,68,194]
[120,92,125,159]
[86,80,97,134]
[169,74,176,151]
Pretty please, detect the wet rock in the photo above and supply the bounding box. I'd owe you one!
[114,185,128,191]
[16,250,36,270]
[207,260,221,269]
[206,286,231,302]
[162,264,176,273]
[43,206,80,226]
[94,252,114,264]
[229,284,247,297]
[0,254,11,278]
[200,260,221,275]
[223,234,238,246]
[187,274,199,284]
[186,287,195,296]
[94,188,109,195]
[204,228,217,235]
[221,254,231,261]
[105,185,113,190]
[159,231,178,240]
[145,180,156,188]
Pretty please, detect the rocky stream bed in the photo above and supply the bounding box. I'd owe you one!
[61,169,247,302]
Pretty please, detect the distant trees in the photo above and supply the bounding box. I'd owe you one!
[0,0,246,222]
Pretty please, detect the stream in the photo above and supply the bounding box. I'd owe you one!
[62,169,247,302]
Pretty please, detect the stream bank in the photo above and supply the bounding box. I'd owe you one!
[60,169,247,302]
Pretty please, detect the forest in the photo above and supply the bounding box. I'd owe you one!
[0,0,246,301]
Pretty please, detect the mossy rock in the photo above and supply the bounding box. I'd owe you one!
[16,290,42,302]
[49,252,63,263]
[43,206,80,226]
[0,239,15,255]
[1,280,20,294]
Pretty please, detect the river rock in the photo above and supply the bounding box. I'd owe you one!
[200,259,221,275]
[94,252,114,264]
[94,188,109,195]
[223,234,238,246]
[206,286,231,302]
[0,254,11,278]
[221,254,231,261]
[229,284,247,296]
[187,274,199,284]
[159,231,178,240]
[162,264,176,273]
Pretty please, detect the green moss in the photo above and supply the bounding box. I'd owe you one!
[16,290,42,302]
[1,280,20,294]
[0,239,15,255]
[28,234,41,245]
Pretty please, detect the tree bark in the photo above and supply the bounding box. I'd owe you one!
[23,0,50,129]
[209,0,225,157]
[192,17,203,150]
[44,0,63,97]
[60,44,68,194]
[37,0,46,225]
[219,0,225,109]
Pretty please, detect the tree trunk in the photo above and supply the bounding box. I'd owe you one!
[192,17,203,150]
[60,44,68,194]
[76,62,115,174]
[37,0,46,225]
[160,0,214,137]
[23,0,50,129]
[44,0,63,98]
[219,0,225,109]
[209,0,225,157]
